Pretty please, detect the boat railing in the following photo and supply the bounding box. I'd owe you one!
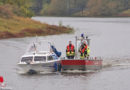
[87,57,102,60]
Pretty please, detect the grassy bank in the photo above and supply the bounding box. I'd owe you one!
[0,16,73,39]
[0,4,73,39]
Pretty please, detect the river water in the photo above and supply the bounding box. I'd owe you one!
[0,17,130,90]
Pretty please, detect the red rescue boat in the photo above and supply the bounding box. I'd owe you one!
[60,34,103,72]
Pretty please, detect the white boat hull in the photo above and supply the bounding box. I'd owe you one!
[18,60,60,73]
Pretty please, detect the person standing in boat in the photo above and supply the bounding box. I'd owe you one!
[79,44,85,59]
[79,41,88,59]
[66,41,75,59]
[83,41,88,58]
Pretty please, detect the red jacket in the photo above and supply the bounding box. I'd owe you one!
[66,44,75,52]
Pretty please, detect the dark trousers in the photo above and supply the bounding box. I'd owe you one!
[67,56,74,59]
[84,51,87,57]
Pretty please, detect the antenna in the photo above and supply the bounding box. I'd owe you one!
[33,42,37,54]
[75,36,78,59]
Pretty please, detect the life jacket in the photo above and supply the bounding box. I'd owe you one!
[80,54,84,59]
[87,46,90,54]
[80,44,87,53]
[66,44,75,52]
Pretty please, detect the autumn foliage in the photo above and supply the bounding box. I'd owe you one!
[0,0,73,39]
[0,0,130,17]
[41,0,130,17]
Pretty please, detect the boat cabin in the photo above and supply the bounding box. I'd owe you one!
[20,51,58,64]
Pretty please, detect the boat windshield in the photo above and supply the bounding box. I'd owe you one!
[21,57,33,62]
[34,56,46,62]
[47,56,53,61]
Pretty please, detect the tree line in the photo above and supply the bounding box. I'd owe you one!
[42,0,130,16]
[0,0,34,17]
[0,0,130,17]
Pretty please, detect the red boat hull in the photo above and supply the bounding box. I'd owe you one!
[61,59,102,71]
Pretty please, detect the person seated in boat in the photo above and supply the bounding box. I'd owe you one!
[66,41,75,59]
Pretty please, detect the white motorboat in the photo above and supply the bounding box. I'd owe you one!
[18,41,61,74]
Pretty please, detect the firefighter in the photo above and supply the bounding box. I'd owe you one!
[66,41,75,59]
[79,44,85,59]
[79,41,88,59]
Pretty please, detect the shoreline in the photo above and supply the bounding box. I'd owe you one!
[33,15,130,18]
[0,17,74,40]
[0,25,74,39]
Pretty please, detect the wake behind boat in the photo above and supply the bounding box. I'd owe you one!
[18,40,61,74]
